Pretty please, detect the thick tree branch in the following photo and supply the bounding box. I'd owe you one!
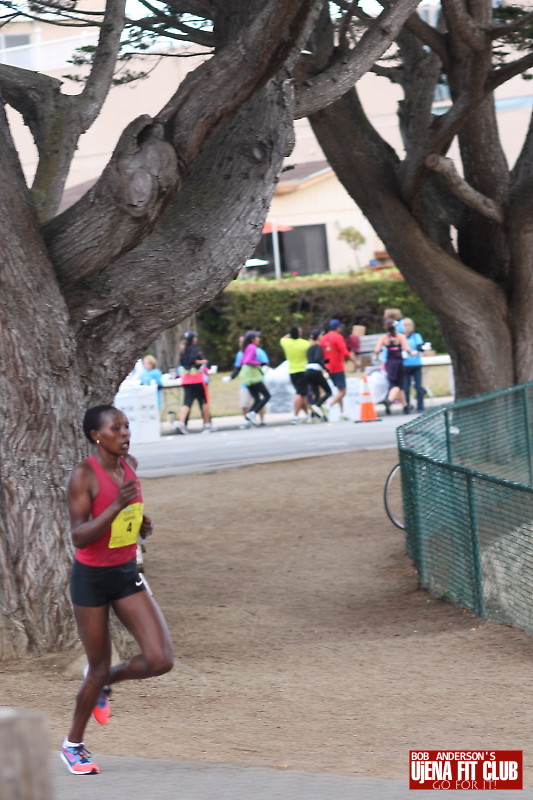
[43,0,321,286]
[157,0,321,157]
[0,2,126,219]
[511,109,533,187]
[442,0,488,52]
[76,0,127,129]
[376,0,448,64]
[65,77,294,385]
[488,52,533,92]
[338,2,358,53]
[425,153,504,223]
[32,0,125,219]
[403,11,448,64]
[0,64,63,145]
[294,0,420,119]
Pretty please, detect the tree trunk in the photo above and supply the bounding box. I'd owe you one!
[0,128,84,658]
[66,77,295,400]
[310,90,515,397]
[0,74,294,659]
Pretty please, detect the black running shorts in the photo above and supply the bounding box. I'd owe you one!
[183,382,208,406]
[289,371,308,396]
[70,558,146,607]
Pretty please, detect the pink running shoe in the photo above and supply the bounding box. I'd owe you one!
[92,685,112,725]
[60,743,100,775]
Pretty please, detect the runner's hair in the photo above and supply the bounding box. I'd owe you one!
[83,405,120,442]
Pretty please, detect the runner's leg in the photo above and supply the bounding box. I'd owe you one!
[68,604,111,743]
[109,589,173,684]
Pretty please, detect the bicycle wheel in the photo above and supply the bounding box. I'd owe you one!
[384,463,405,529]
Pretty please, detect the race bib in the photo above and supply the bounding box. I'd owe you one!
[109,502,144,548]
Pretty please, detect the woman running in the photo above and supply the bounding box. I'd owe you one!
[373,322,413,414]
[60,405,173,776]
[240,330,271,426]
[305,327,332,420]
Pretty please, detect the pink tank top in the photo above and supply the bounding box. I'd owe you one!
[75,456,142,567]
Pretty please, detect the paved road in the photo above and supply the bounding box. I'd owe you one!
[134,413,411,478]
[52,754,533,800]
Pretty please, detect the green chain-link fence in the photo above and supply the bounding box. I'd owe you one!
[397,383,533,633]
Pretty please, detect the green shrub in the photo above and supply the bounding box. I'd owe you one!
[194,269,445,369]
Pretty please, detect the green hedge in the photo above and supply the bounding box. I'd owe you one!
[197,270,445,370]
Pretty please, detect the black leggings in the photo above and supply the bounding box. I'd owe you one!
[247,382,271,414]
[306,370,332,406]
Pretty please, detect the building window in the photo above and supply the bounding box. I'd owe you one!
[281,225,329,275]
[255,224,329,277]
[0,33,34,69]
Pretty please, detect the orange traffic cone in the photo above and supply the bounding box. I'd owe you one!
[355,375,381,423]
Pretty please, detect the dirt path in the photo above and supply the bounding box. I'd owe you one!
[1,449,531,780]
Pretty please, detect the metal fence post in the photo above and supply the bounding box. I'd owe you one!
[521,386,533,485]
[466,475,486,617]
[444,408,452,463]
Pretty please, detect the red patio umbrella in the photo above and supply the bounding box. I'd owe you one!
[262,221,293,234]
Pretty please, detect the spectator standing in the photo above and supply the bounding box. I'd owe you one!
[346,326,362,371]
[402,317,425,413]
[139,355,163,410]
[383,308,404,334]
[305,328,332,420]
[177,331,214,433]
[280,326,310,424]
[321,319,357,419]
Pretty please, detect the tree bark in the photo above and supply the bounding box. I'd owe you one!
[310,89,515,397]
[0,108,83,657]
[65,77,296,400]
[305,0,529,398]
[0,1,301,658]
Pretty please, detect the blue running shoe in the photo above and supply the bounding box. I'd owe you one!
[60,743,100,775]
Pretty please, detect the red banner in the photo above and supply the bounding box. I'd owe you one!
[409,750,523,790]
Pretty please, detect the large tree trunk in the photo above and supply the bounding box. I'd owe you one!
[0,116,84,658]
[310,90,515,397]
[0,71,295,661]
[65,78,295,399]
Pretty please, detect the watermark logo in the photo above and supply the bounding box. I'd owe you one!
[409,750,523,790]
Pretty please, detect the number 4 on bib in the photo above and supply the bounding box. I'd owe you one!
[109,502,144,548]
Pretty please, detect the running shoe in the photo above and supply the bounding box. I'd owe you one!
[310,404,323,418]
[245,411,260,427]
[175,421,188,435]
[92,685,112,725]
[321,406,329,421]
[291,416,302,425]
[60,743,100,775]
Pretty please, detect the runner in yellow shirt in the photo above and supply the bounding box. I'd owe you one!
[280,326,310,423]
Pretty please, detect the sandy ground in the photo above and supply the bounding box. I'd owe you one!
[1,449,531,780]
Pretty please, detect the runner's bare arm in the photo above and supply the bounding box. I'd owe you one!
[67,463,139,549]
